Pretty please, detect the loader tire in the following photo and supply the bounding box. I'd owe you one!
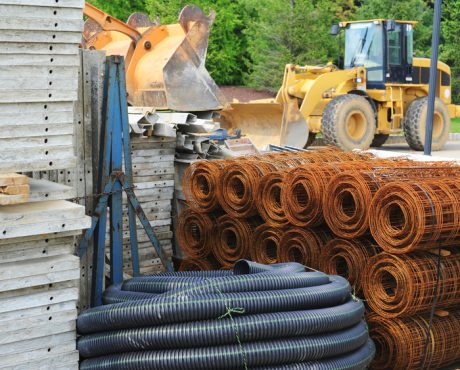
[403,97,450,151]
[371,134,389,148]
[322,94,376,151]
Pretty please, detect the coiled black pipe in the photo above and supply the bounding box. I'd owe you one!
[78,261,374,369]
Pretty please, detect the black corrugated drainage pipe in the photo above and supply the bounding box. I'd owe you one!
[77,260,375,369]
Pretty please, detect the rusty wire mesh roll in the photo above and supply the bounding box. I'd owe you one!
[370,179,460,253]
[250,225,283,264]
[256,171,290,227]
[320,238,380,295]
[178,258,216,272]
[363,252,460,318]
[368,312,460,370]
[278,228,331,269]
[176,209,216,259]
[213,215,261,269]
[183,160,226,213]
[324,165,460,239]
[282,162,374,228]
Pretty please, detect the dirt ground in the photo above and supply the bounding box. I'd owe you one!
[219,86,275,103]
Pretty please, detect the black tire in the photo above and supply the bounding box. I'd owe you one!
[304,132,317,148]
[322,94,376,151]
[403,97,450,151]
[371,134,390,148]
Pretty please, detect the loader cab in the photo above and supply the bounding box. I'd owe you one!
[335,20,415,89]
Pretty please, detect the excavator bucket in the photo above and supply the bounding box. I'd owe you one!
[83,4,226,112]
[217,100,285,149]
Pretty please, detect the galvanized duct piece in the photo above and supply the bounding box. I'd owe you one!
[363,252,460,318]
[368,312,460,369]
[369,179,460,253]
[278,228,331,269]
[320,238,381,295]
[250,225,283,264]
[77,262,374,369]
[213,215,261,268]
[182,160,226,213]
[176,208,216,259]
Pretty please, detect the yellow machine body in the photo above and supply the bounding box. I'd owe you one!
[219,19,460,149]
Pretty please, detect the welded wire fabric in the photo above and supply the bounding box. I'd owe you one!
[77,261,375,370]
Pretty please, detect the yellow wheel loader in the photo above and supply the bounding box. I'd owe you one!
[82,3,226,112]
[219,19,460,151]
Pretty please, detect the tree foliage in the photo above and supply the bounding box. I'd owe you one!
[86,0,459,101]
[87,0,147,21]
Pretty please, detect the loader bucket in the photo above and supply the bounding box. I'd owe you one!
[217,101,285,149]
[84,6,226,112]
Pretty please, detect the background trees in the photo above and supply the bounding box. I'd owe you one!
[88,0,460,102]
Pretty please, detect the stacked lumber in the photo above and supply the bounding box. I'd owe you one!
[0,200,90,370]
[105,134,175,276]
[0,173,29,205]
[0,0,83,173]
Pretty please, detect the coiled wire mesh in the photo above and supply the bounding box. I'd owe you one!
[368,312,460,370]
[250,225,283,264]
[278,228,332,269]
[363,252,460,318]
[213,215,261,268]
[320,238,381,295]
[176,209,216,259]
[324,164,460,239]
[370,178,460,253]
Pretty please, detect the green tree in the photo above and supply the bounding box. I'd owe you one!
[145,0,249,85]
[440,0,460,103]
[87,0,147,21]
[355,0,433,56]
[243,0,354,92]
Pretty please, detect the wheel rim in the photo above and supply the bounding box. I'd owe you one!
[432,112,444,140]
[346,110,367,140]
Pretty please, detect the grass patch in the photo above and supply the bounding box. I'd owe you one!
[451,118,460,133]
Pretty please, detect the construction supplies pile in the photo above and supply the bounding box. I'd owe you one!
[0,1,91,369]
[77,260,375,369]
[178,149,460,369]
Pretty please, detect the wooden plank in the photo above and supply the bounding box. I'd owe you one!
[0,43,80,55]
[0,341,76,369]
[0,4,83,19]
[0,30,82,43]
[0,78,78,91]
[0,124,74,139]
[133,174,175,183]
[133,180,174,190]
[0,145,75,160]
[0,157,77,173]
[132,161,175,170]
[0,284,78,313]
[130,148,176,157]
[0,0,83,7]
[0,135,73,149]
[0,200,84,223]
[0,90,77,103]
[0,193,28,205]
[28,178,76,202]
[0,18,83,32]
[131,154,175,164]
[9,350,79,370]
[0,331,75,356]
[0,230,80,246]
[0,240,74,263]
[0,54,79,66]
[0,173,28,187]
[0,66,77,82]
